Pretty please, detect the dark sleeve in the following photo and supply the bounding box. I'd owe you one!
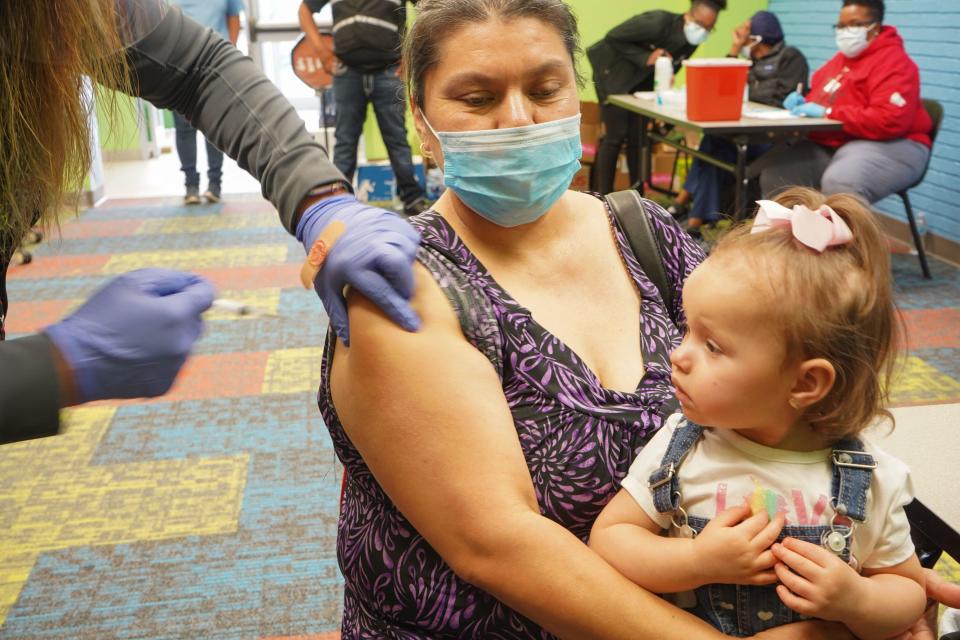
[777,48,811,103]
[303,0,329,13]
[605,13,670,69]
[0,334,62,444]
[122,6,347,233]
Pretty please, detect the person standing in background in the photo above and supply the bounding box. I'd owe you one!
[587,0,726,195]
[171,0,243,204]
[298,0,429,217]
[668,11,809,236]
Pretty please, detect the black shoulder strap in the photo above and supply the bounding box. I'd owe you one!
[605,190,674,315]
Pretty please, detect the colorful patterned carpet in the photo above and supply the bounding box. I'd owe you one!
[1,194,958,639]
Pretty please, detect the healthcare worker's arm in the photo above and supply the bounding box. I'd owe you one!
[120,3,342,233]
[0,270,213,444]
[118,1,421,343]
[0,335,63,443]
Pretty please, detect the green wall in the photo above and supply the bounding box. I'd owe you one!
[96,91,143,153]
[364,0,768,160]
[575,0,769,100]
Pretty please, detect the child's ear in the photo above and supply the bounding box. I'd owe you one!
[789,358,836,410]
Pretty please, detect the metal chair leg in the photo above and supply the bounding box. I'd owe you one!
[900,190,932,279]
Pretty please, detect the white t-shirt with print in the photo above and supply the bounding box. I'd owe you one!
[621,413,915,571]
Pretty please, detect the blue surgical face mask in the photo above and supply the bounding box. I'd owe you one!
[684,20,710,46]
[424,114,582,227]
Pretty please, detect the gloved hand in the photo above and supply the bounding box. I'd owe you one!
[782,91,805,111]
[297,194,422,345]
[791,102,827,118]
[43,269,215,403]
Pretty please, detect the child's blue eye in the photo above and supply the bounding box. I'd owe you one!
[706,340,721,354]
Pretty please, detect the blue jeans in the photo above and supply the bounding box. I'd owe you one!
[332,64,425,205]
[683,136,770,222]
[173,112,223,188]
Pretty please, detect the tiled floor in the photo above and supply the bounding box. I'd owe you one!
[1,149,958,637]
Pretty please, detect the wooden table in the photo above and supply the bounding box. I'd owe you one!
[607,93,844,218]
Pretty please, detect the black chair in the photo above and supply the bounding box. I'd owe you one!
[898,98,943,279]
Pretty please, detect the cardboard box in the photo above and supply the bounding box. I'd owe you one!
[355,160,427,204]
[652,149,678,175]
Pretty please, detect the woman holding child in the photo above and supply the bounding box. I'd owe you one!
[317,0,957,637]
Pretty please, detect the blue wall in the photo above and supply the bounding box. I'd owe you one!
[768,0,960,245]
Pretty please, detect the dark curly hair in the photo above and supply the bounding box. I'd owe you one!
[843,0,885,23]
[693,0,727,11]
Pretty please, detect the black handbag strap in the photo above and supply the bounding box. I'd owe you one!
[604,190,674,317]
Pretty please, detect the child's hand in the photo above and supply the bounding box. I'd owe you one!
[772,537,864,622]
[692,504,784,586]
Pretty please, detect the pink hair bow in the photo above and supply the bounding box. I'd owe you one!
[751,200,854,252]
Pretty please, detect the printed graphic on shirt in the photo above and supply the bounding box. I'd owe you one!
[890,91,907,107]
[714,476,829,525]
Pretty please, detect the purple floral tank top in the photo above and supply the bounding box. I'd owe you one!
[319,197,704,638]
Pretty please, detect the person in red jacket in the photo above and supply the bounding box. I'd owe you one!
[760,0,932,204]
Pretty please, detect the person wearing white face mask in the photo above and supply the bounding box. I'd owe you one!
[760,0,932,206]
[587,0,726,195]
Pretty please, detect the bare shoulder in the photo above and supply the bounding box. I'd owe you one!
[563,189,607,218]
[331,262,468,385]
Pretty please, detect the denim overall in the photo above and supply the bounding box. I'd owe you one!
[647,419,877,637]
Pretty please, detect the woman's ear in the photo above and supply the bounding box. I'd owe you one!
[412,103,428,143]
[412,104,441,167]
[789,358,836,410]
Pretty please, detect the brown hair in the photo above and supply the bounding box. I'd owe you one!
[401,0,583,112]
[0,0,130,252]
[710,187,901,441]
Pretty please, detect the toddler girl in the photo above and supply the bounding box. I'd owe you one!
[590,187,926,638]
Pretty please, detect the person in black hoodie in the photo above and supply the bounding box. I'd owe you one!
[669,11,809,234]
[587,0,726,194]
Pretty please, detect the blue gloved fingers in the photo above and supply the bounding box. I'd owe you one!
[783,91,805,111]
[374,243,417,302]
[122,268,205,296]
[790,102,826,118]
[42,269,214,404]
[349,268,421,336]
[395,218,423,247]
[317,279,350,346]
[158,275,216,317]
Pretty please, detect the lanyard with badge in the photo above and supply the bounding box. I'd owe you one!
[814,66,850,108]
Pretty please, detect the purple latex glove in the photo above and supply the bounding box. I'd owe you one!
[43,269,215,403]
[791,102,827,118]
[297,194,422,345]
[782,90,806,111]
